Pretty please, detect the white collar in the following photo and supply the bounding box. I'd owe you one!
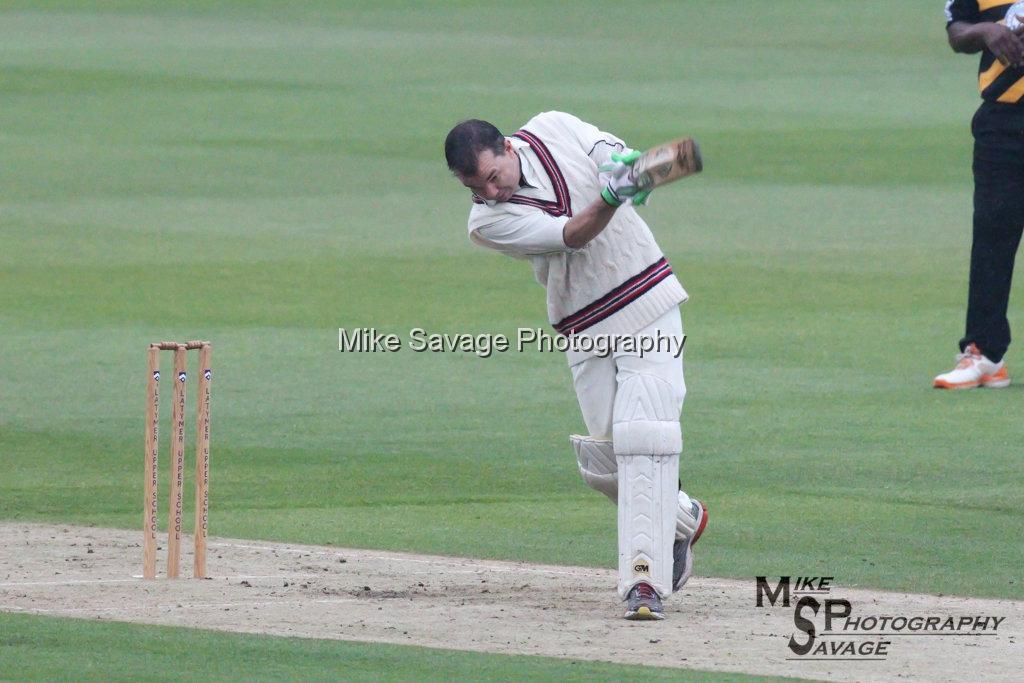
[509,136,550,191]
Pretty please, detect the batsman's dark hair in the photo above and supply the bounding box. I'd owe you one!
[444,119,505,177]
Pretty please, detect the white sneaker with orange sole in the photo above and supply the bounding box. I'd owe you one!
[933,343,1010,389]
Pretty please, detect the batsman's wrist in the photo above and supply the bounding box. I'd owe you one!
[601,186,623,207]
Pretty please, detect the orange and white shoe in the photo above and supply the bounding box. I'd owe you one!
[933,343,1010,390]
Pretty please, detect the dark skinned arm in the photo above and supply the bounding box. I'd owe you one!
[948,20,1024,65]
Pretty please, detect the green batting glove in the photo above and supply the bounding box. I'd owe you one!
[610,149,642,165]
[599,149,643,207]
[614,150,653,205]
[631,189,652,206]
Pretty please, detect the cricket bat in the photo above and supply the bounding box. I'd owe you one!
[632,137,703,192]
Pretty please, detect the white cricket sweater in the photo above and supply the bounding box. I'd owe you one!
[467,111,688,340]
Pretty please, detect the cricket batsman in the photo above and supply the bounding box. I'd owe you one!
[444,112,707,620]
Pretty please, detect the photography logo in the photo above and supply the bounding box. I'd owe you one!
[755,576,1007,662]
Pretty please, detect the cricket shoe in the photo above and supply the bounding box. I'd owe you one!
[624,582,664,621]
[673,499,708,591]
[933,343,1010,390]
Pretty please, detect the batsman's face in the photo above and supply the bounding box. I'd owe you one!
[459,139,520,202]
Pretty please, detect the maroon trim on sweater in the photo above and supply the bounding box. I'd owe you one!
[469,130,573,218]
[554,258,673,335]
[509,130,573,217]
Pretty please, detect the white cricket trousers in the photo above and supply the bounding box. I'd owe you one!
[569,307,686,440]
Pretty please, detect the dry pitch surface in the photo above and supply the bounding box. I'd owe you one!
[1,524,1020,682]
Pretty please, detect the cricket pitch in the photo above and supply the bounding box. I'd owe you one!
[1,523,1019,681]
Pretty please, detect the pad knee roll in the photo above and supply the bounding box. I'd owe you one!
[571,435,618,502]
[611,373,682,456]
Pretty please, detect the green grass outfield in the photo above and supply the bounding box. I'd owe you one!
[1,0,1021,678]
[0,612,796,682]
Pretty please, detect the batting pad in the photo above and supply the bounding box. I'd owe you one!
[570,435,617,502]
[616,453,679,598]
[613,372,682,598]
[675,490,700,539]
[573,434,698,542]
